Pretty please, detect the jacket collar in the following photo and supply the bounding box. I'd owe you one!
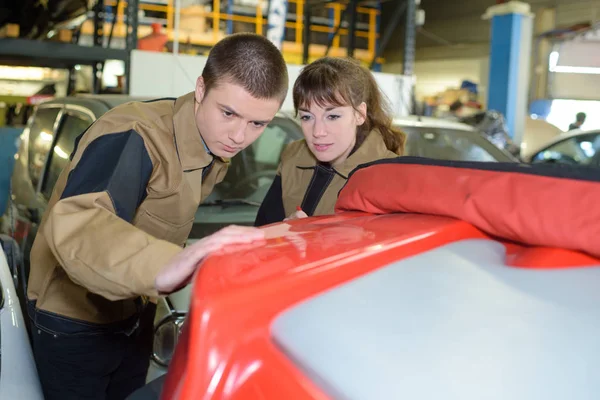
[172,92,229,171]
[297,130,394,178]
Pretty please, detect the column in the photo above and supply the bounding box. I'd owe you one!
[483,1,534,145]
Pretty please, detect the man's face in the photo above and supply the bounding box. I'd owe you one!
[194,77,282,158]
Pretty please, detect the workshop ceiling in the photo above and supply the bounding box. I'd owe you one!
[382,0,600,62]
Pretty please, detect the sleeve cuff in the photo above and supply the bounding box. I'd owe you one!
[132,238,183,298]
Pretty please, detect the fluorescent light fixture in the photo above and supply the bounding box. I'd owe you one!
[0,66,46,80]
[549,50,600,74]
[551,65,600,74]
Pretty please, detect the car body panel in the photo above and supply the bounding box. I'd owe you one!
[159,210,600,400]
[272,238,600,400]
[521,117,564,160]
[0,247,43,399]
[522,128,600,164]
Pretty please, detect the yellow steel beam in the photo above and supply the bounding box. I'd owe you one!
[332,3,341,48]
[296,0,304,44]
[90,0,382,64]
[166,0,173,31]
[256,1,263,34]
[368,9,376,57]
[213,0,221,40]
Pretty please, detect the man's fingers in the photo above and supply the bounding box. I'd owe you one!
[297,210,308,218]
[155,225,267,294]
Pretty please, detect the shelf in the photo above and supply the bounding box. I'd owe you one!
[0,39,129,69]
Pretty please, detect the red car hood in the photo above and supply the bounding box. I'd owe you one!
[163,158,600,400]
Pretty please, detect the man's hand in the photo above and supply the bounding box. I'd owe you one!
[154,225,266,294]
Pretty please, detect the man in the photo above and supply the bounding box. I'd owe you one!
[26,33,288,400]
[569,112,586,131]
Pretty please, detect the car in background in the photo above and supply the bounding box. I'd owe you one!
[393,115,517,163]
[520,117,564,161]
[0,235,44,400]
[186,115,516,242]
[521,128,600,166]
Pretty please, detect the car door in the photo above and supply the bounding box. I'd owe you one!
[39,107,95,201]
[12,106,95,305]
[7,106,62,247]
[530,133,600,166]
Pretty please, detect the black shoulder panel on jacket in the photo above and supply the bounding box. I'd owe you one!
[61,130,154,223]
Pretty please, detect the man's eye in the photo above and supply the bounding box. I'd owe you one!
[252,122,265,128]
[223,110,233,117]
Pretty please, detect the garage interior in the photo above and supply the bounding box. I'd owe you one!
[1,0,600,399]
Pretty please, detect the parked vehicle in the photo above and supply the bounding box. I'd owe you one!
[0,235,44,400]
[519,117,563,161]
[393,115,517,163]
[134,158,600,400]
[521,128,600,166]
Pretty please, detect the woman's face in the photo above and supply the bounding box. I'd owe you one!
[298,101,367,166]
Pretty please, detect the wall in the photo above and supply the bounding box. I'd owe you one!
[549,39,600,99]
[130,50,415,116]
[381,0,600,105]
[385,57,489,106]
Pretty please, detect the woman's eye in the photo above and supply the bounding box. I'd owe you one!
[327,114,341,120]
[299,115,311,121]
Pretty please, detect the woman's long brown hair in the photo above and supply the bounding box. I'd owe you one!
[292,57,406,155]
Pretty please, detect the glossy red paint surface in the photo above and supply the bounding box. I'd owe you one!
[160,212,599,400]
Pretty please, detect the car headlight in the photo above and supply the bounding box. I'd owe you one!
[152,315,185,367]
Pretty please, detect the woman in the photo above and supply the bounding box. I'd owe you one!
[254,56,405,226]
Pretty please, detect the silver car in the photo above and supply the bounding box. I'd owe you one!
[0,236,44,399]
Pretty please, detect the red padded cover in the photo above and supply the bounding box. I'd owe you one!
[335,158,600,258]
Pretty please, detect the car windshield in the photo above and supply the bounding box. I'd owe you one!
[201,117,301,206]
[398,125,515,162]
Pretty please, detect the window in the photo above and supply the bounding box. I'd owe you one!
[532,133,600,166]
[27,107,61,190]
[250,122,295,171]
[400,126,513,162]
[41,111,94,199]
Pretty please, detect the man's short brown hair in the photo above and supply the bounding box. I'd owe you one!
[201,33,289,102]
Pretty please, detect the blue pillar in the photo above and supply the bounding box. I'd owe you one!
[226,0,233,35]
[484,2,534,145]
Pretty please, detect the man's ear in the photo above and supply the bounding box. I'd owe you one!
[355,102,367,126]
[195,76,206,103]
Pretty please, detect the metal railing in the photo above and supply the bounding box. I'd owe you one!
[95,0,381,64]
